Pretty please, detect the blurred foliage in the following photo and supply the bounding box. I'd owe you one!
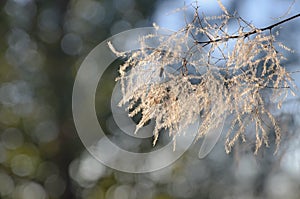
[0,0,158,198]
[0,0,300,199]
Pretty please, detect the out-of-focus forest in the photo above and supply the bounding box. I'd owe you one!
[0,0,300,199]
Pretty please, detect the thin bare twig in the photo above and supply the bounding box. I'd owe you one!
[196,13,300,45]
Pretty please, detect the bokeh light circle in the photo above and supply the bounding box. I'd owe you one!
[72,27,196,173]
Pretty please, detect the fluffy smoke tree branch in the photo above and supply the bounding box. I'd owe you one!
[109,1,299,155]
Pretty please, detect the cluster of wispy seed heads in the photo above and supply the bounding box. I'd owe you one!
[109,1,297,154]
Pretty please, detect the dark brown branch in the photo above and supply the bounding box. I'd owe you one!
[196,13,300,45]
[260,13,300,31]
